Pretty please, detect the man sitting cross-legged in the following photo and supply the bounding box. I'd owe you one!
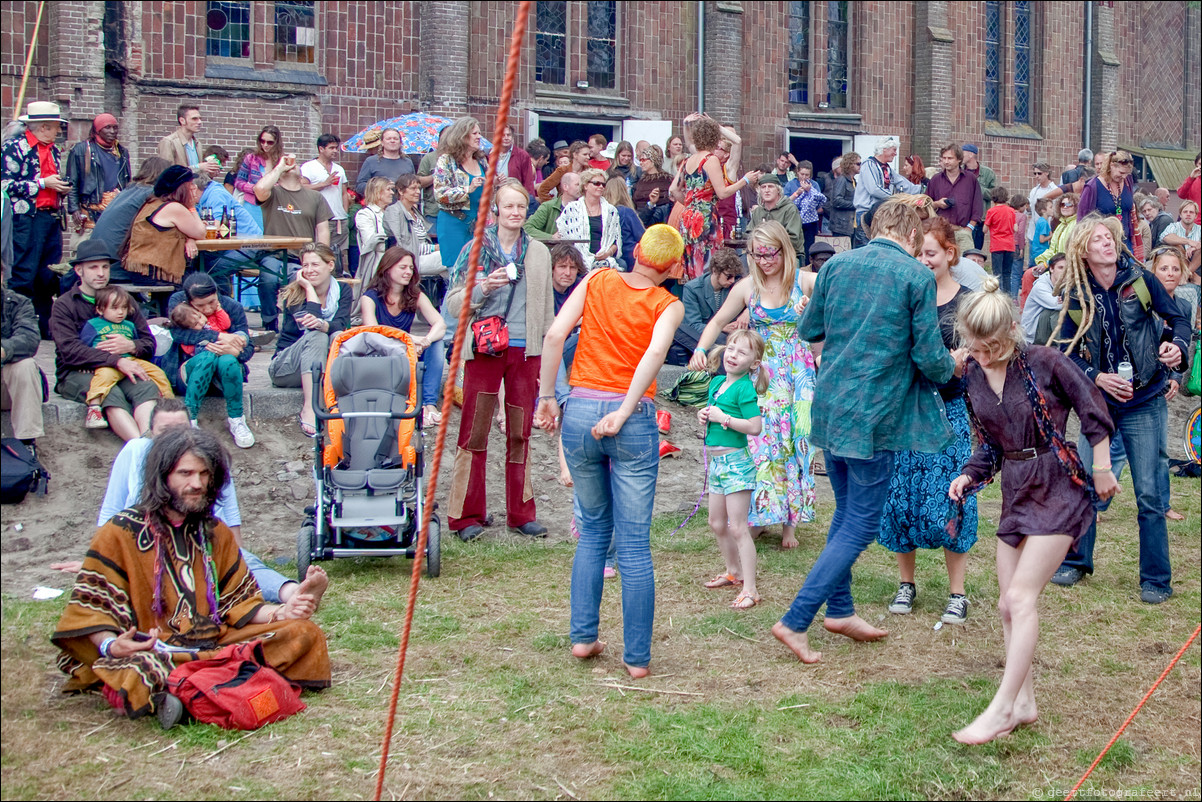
[52,426,331,727]
[93,397,327,608]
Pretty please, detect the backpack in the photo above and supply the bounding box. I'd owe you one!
[166,640,305,730]
[0,438,49,504]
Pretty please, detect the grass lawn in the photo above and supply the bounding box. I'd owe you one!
[2,478,1199,800]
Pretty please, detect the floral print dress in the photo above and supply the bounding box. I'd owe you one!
[678,162,721,281]
[748,281,816,527]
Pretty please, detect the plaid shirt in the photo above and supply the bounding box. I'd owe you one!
[799,238,957,459]
[1,131,60,215]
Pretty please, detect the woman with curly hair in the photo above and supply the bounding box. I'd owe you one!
[434,116,487,273]
[234,125,282,229]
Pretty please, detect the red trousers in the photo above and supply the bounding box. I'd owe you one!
[448,347,540,530]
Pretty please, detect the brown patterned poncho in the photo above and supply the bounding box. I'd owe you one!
[52,509,330,718]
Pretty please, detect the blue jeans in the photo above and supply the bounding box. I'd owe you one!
[421,339,444,407]
[992,250,1019,297]
[780,451,895,632]
[852,211,870,249]
[1060,395,1171,592]
[563,396,659,667]
[256,255,294,330]
[241,548,293,604]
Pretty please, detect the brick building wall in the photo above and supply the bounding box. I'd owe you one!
[1,0,1195,197]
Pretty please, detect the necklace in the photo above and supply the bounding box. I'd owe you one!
[1106,179,1123,218]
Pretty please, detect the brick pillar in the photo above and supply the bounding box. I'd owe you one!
[912,2,954,163]
[47,1,108,139]
[1089,2,1120,155]
[703,1,743,125]
[419,1,469,116]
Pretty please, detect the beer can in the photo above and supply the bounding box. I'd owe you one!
[1117,361,1133,382]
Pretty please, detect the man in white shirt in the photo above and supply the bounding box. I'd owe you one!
[301,134,349,273]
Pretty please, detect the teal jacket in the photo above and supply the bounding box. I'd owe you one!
[799,238,956,459]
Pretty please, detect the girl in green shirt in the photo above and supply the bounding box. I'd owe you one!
[698,330,769,609]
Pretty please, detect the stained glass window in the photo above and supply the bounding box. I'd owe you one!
[586,1,616,89]
[788,1,810,105]
[826,1,849,108]
[1013,1,1031,123]
[984,0,1001,121]
[536,1,567,85]
[206,1,250,59]
[274,1,316,64]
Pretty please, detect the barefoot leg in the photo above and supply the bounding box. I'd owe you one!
[295,566,330,611]
[823,615,888,641]
[624,663,651,679]
[896,550,917,585]
[780,524,799,550]
[571,640,605,659]
[954,535,1071,745]
[772,621,822,663]
[944,549,968,596]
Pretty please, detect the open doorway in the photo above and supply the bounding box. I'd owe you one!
[787,134,853,181]
[534,118,619,149]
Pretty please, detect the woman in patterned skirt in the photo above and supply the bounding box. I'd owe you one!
[691,221,816,549]
[878,217,976,623]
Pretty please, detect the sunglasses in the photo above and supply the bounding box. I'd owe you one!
[751,248,782,262]
[260,138,276,145]
[1112,159,1133,165]
[1032,170,1045,175]
[588,180,606,187]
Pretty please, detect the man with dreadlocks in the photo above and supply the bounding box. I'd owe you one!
[52,427,330,727]
[1049,215,1189,605]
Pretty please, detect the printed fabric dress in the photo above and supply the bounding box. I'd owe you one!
[747,280,816,527]
[877,286,978,554]
[678,164,722,281]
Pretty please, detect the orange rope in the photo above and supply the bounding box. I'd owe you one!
[1064,622,1200,801]
[372,3,531,799]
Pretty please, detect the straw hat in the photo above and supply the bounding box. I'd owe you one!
[18,101,66,124]
[362,129,383,150]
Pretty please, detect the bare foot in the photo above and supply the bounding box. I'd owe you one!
[51,561,84,573]
[571,640,605,659]
[953,706,1022,745]
[781,532,799,550]
[823,615,888,642]
[1013,698,1038,726]
[557,469,574,488]
[771,621,822,663]
[295,566,330,611]
[1166,509,1184,521]
[624,663,651,679]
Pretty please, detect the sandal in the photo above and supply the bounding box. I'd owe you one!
[297,413,316,438]
[731,590,761,610]
[423,405,442,427]
[704,573,743,589]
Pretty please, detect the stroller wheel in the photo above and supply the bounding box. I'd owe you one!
[426,515,441,578]
[297,523,316,582]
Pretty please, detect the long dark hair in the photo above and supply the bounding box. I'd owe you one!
[367,246,421,312]
[256,125,283,168]
[139,427,230,529]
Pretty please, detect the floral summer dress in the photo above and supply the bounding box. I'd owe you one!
[678,161,722,281]
[747,281,816,527]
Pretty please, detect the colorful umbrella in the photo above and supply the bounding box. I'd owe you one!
[341,112,492,155]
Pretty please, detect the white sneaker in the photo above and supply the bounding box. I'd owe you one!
[227,416,255,448]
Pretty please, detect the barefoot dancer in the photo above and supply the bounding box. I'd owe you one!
[771,199,963,663]
[948,277,1118,744]
[535,224,685,679]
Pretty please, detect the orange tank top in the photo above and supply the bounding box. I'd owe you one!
[570,268,679,397]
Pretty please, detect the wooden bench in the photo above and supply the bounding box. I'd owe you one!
[113,282,176,315]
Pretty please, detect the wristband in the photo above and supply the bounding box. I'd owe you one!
[694,346,707,354]
[1093,465,1112,473]
[537,395,557,402]
[98,636,117,658]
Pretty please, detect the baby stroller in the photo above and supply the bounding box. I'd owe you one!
[296,325,441,579]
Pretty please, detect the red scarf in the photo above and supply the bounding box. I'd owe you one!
[26,130,59,210]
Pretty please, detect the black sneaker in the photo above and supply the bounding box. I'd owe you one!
[154,692,187,730]
[1051,567,1084,587]
[457,524,484,542]
[888,582,916,614]
[941,594,969,624]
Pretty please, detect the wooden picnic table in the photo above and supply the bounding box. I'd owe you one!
[194,235,312,252]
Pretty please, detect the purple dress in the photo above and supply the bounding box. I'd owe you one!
[962,346,1114,543]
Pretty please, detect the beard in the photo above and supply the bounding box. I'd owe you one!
[169,487,214,518]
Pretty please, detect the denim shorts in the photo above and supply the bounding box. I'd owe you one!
[708,448,756,495]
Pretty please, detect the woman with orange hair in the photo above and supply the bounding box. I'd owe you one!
[535,224,685,679]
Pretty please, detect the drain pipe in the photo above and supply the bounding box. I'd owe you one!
[1083,0,1093,151]
[697,0,705,113]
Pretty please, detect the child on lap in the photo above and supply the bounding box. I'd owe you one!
[82,286,173,429]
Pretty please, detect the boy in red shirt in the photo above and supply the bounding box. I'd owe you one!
[984,186,1017,299]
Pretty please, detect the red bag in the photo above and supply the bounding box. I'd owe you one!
[166,640,305,730]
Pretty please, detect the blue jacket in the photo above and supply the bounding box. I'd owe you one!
[615,205,645,270]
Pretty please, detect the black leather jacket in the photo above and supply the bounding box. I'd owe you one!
[64,139,132,218]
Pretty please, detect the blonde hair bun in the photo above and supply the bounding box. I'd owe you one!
[980,275,1000,293]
